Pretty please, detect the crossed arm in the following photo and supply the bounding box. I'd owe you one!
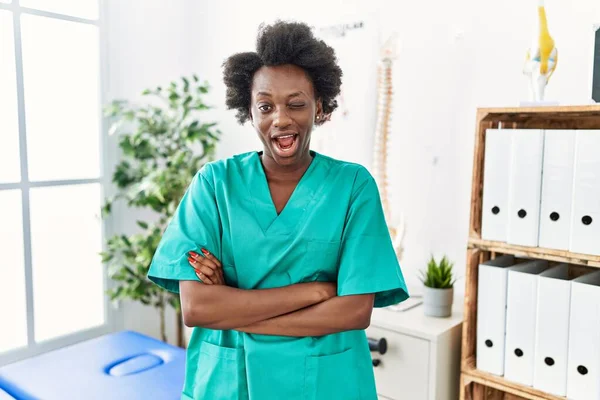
[179,250,374,337]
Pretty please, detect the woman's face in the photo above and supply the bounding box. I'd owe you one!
[250,64,322,168]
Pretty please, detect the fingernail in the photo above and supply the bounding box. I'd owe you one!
[201,248,209,255]
[188,256,194,263]
[189,251,199,258]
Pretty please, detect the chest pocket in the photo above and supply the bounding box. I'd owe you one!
[287,239,341,284]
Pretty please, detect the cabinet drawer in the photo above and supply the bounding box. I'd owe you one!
[366,325,430,400]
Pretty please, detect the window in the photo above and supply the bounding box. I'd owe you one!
[0,0,111,366]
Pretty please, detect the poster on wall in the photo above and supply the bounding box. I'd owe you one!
[309,16,380,170]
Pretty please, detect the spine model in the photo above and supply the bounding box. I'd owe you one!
[373,34,405,261]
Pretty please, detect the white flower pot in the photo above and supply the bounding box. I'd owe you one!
[423,286,453,317]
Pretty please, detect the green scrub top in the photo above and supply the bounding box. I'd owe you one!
[148,150,409,400]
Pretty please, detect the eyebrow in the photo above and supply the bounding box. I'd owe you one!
[255,91,305,98]
[287,92,304,98]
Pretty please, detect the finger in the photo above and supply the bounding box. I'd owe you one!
[188,257,215,284]
[195,270,213,284]
[215,269,225,285]
[200,248,222,268]
[196,264,217,278]
[189,251,220,271]
[205,264,224,285]
[206,263,224,285]
[188,257,218,277]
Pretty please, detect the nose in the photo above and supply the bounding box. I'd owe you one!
[273,107,292,128]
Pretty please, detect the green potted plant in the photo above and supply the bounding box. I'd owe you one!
[419,255,456,317]
[99,75,221,347]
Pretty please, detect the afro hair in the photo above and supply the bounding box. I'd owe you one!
[222,20,343,125]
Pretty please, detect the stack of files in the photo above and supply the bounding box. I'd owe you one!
[503,260,550,386]
[506,129,544,247]
[481,128,545,247]
[532,263,574,396]
[476,257,600,399]
[538,130,576,251]
[480,128,600,257]
[569,130,600,256]
[476,255,518,376]
[566,269,600,399]
[481,129,512,242]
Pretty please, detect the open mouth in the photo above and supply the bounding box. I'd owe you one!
[272,134,299,156]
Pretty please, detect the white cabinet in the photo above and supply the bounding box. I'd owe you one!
[366,303,463,400]
[368,325,430,399]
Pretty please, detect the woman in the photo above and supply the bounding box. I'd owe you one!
[148,20,409,400]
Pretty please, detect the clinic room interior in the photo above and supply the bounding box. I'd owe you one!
[1,0,600,399]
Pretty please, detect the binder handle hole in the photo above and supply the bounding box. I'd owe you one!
[485,339,493,348]
[491,206,500,215]
[518,209,527,218]
[544,357,555,366]
[514,348,524,357]
[582,215,593,226]
[578,365,588,375]
[550,212,560,221]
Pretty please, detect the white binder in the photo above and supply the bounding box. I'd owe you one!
[569,130,600,256]
[504,259,549,386]
[566,269,600,400]
[507,129,545,247]
[476,254,517,375]
[538,130,576,251]
[532,264,575,396]
[481,129,512,242]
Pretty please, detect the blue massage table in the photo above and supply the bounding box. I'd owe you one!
[0,330,186,400]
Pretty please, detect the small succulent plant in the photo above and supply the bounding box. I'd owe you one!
[419,255,456,289]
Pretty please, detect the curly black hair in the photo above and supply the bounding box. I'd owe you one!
[222,20,343,125]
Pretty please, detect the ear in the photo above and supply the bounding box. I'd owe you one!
[315,98,324,122]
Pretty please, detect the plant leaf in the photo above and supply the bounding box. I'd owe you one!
[420,255,454,288]
[137,221,149,230]
[100,74,219,315]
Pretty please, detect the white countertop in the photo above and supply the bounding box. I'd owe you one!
[368,298,464,341]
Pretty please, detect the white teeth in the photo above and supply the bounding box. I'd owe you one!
[273,134,297,154]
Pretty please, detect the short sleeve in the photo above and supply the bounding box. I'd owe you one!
[337,168,409,308]
[147,166,221,293]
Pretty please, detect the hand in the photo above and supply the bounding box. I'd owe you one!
[187,249,225,285]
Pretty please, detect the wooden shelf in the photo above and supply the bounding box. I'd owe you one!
[460,106,600,399]
[468,238,600,268]
[476,105,600,130]
[462,368,565,400]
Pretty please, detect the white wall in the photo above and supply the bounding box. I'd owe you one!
[186,0,600,297]
[106,0,600,340]
[104,0,198,343]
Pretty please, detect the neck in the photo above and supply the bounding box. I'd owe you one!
[260,151,313,180]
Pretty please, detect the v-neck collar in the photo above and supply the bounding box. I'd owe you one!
[242,150,325,236]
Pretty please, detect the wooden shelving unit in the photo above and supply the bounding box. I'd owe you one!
[460,105,600,399]
[467,238,600,268]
